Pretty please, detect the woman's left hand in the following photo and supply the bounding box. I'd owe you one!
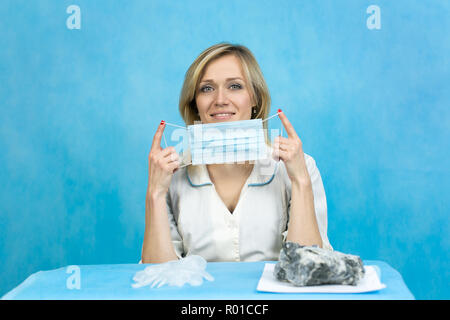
[272,109,311,185]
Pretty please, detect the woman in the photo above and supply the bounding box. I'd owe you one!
[141,43,332,263]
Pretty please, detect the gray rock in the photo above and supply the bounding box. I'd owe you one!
[274,242,365,286]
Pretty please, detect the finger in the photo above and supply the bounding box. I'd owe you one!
[164,150,180,163]
[272,147,280,161]
[277,109,298,139]
[167,159,180,173]
[160,146,176,157]
[275,135,290,144]
[278,144,290,152]
[157,156,179,174]
[150,120,166,152]
[273,144,291,156]
[274,136,291,148]
[273,139,291,152]
[150,147,177,169]
[272,148,289,161]
[272,142,282,154]
[158,147,179,162]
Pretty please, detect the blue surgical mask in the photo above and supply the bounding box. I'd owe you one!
[187,119,268,165]
[162,112,281,166]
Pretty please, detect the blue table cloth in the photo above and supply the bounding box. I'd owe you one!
[2,260,414,300]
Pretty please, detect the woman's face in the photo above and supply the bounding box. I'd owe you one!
[195,54,255,124]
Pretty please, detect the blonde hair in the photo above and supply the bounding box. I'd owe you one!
[179,43,271,133]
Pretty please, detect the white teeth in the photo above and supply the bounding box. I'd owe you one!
[213,113,234,117]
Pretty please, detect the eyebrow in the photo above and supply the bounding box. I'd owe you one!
[199,77,244,83]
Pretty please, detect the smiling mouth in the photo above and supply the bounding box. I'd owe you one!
[210,112,236,118]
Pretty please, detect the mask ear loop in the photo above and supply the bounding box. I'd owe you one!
[163,122,192,168]
[162,130,168,148]
[262,110,283,161]
[261,111,281,123]
[261,110,283,138]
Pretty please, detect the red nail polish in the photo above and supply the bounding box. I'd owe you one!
[160,120,165,125]
[278,108,282,113]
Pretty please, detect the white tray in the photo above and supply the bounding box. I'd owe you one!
[257,263,386,293]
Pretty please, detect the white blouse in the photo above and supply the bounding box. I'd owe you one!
[162,147,333,262]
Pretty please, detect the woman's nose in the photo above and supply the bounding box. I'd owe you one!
[214,87,229,106]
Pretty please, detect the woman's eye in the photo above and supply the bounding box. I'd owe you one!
[199,83,242,93]
[200,85,213,93]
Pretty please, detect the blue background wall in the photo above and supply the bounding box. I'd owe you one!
[0,0,448,299]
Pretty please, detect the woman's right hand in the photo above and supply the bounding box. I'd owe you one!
[147,120,180,199]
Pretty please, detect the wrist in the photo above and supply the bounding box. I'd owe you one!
[290,175,312,188]
[288,158,311,186]
[146,188,167,203]
[145,190,168,223]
